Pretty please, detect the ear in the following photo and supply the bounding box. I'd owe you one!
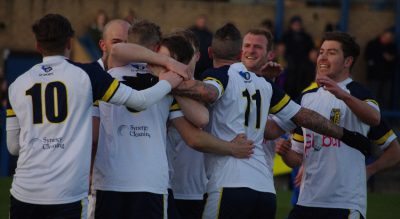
[344,56,353,68]
[99,39,106,52]
[208,47,213,59]
[195,51,201,62]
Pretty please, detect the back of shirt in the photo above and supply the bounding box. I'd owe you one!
[93,63,182,194]
[6,56,119,204]
[202,63,299,192]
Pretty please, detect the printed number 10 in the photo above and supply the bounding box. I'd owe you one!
[26,82,68,124]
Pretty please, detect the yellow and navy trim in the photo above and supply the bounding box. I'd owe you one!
[101,79,120,102]
[204,77,225,95]
[373,130,395,146]
[270,94,290,114]
[6,109,16,117]
[365,98,379,107]
[292,133,304,143]
[302,82,319,93]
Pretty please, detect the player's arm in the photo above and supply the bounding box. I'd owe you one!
[110,43,189,79]
[268,80,372,156]
[6,129,20,156]
[275,137,303,168]
[366,121,400,178]
[6,96,20,156]
[172,68,228,104]
[171,117,254,158]
[367,139,400,178]
[174,96,209,128]
[90,103,100,186]
[172,79,220,104]
[316,76,380,126]
[264,118,286,140]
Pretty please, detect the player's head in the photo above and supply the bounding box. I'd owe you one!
[317,31,360,80]
[159,35,194,65]
[171,30,200,78]
[128,20,162,51]
[150,35,194,76]
[100,19,131,57]
[32,14,75,56]
[210,23,242,62]
[241,28,273,73]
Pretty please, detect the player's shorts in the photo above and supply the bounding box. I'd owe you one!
[167,189,181,219]
[288,205,364,219]
[10,195,87,219]
[175,196,206,219]
[95,190,167,219]
[202,187,276,219]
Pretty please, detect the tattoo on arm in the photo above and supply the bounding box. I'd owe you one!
[172,80,219,104]
[291,108,343,139]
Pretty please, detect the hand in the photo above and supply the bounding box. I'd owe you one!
[230,133,254,158]
[316,76,349,100]
[366,165,375,180]
[260,61,283,80]
[166,58,190,80]
[275,138,292,157]
[340,128,371,156]
[294,165,304,187]
[159,71,183,89]
[148,64,167,77]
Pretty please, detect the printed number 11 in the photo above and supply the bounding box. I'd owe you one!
[242,89,261,128]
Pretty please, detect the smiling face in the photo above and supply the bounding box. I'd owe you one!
[317,40,353,82]
[241,33,270,74]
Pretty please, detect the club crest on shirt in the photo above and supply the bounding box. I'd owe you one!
[330,108,341,125]
[39,65,54,76]
[239,71,252,82]
[130,64,150,74]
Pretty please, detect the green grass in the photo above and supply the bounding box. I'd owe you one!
[0,177,399,219]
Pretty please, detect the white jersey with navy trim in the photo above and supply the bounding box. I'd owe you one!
[6,56,124,204]
[167,125,207,200]
[290,78,380,218]
[200,62,300,193]
[93,63,182,194]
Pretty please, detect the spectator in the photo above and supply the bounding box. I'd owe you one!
[365,27,398,109]
[189,15,213,79]
[80,10,108,60]
[282,15,315,99]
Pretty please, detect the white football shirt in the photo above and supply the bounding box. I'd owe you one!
[93,63,182,194]
[201,63,301,193]
[6,56,126,204]
[290,79,380,218]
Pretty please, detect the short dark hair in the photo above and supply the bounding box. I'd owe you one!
[321,31,360,68]
[129,20,162,49]
[32,14,74,54]
[172,30,200,52]
[245,28,274,52]
[161,35,194,64]
[212,23,242,61]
